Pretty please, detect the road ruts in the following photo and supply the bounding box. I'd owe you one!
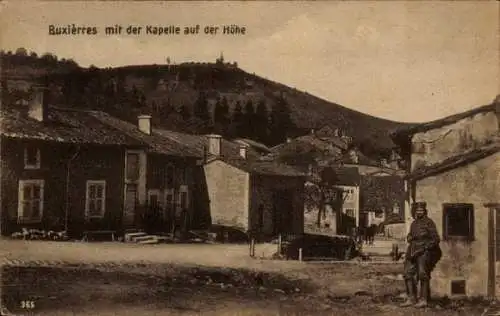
[1,258,153,269]
[1,259,71,267]
[482,307,500,316]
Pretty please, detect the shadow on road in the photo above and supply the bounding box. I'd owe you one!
[1,264,313,315]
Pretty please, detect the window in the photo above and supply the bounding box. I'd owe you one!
[18,180,44,222]
[151,166,164,188]
[86,180,106,218]
[24,146,40,169]
[443,203,474,241]
[451,280,466,295]
[148,190,161,209]
[392,202,400,214]
[150,194,159,208]
[126,153,140,181]
[412,142,427,154]
[166,165,175,188]
[343,189,354,202]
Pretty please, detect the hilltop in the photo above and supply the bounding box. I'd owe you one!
[1,50,414,159]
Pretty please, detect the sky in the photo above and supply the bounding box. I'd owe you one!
[0,1,498,123]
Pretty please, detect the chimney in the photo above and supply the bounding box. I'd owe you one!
[380,158,389,168]
[138,115,152,135]
[390,149,400,162]
[349,149,359,164]
[341,135,352,146]
[206,134,222,157]
[239,143,249,159]
[28,86,49,122]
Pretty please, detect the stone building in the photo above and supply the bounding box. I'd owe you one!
[153,130,306,240]
[392,97,500,298]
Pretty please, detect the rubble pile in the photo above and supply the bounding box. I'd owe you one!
[10,228,69,241]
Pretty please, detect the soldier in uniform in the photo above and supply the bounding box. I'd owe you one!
[400,201,442,308]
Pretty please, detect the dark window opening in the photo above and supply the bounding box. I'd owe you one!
[450,280,466,295]
[25,146,40,168]
[149,194,159,208]
[166,166,175,188]
[126,153,140,181]
[180,192,187,210]
[443,203,474,241]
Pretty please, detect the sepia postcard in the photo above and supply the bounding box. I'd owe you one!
[0,1,499,315]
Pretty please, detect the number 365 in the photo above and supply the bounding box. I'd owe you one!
[21,300,35,309]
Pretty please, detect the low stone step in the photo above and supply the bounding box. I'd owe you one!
[125,232,148,242]
[133,235,157,242]
[138,239,160,244]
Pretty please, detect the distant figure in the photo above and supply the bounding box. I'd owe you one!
[365,224,377,245]
[357,226,365,244]
[400,202,442,308]
[378,222,385,236]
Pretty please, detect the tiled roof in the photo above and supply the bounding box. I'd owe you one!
[87,112,200,158]
[0,106,145,146]
[341,149,380,167]
[331,167,360,186]
[154,129,305,177]
[152,129,260,160]
[392,100,498,142]
[233,138,271,153]
[408,141,500,181]
[271,134,347,154]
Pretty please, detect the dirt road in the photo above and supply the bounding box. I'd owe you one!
[0,240,494,315]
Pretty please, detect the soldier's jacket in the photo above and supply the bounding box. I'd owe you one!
[407,216,441,259]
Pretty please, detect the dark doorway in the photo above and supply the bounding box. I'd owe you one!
[123,184,137,227]
[272,189,294,236]
[145,192,164,234]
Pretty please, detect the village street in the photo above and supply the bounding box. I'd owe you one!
[1,240,494,315]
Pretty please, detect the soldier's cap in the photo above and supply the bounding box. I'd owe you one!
[413,202,427,211]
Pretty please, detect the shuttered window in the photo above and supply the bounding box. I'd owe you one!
[86,180,106,218]
[442,203,474,241]
[18,180,44,222]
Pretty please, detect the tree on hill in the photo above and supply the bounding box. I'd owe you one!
[269,93,294,145]
[40,52,58,64]
[220,96,230,129]
[193,90,210,124]
[229,100,244,138]
[213,96,230,135]
[254,99,270,144]
[15,47,28,56]
[243,99,256,139]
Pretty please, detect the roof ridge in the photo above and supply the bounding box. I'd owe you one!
[410,141,500,180]
[393,102,496,140]
[51,106,108,116]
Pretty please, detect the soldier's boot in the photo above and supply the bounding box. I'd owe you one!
[414,279,430,308]
[400,279,417,307]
